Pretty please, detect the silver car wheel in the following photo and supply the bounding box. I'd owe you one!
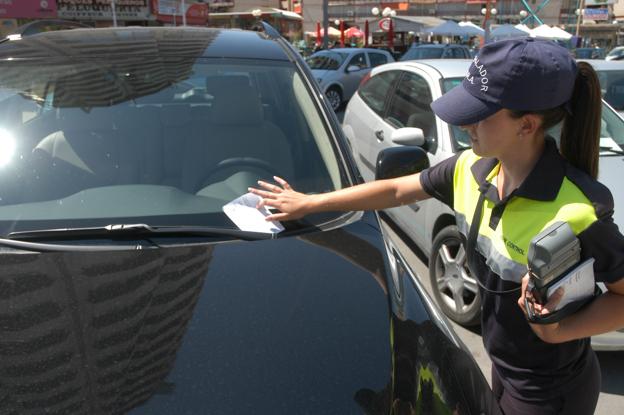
[437,243,479,312]
[429,225,481,326]
[325,88,342,111]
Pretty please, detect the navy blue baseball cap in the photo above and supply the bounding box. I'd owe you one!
[431,38,578,126]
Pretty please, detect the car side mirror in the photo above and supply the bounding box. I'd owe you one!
[391,127,426,147]
[375,146,429,180]
[346,65,360,73]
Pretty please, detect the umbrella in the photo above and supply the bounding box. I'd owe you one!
[308,27,341,37]
[316,22,321,46]
[430,20,476,37]
[489,24,531,40]
[364,20,369,47]
[340,20,345,47]
[459,21,485,36]
[549,26,573,40]
[345,27,364,38]
[531,24,571,40]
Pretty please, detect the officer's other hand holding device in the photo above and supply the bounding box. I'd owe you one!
[519,221,599,329]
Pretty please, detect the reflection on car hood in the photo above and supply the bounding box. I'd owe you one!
[599,155,624,228]
[0,222,391,414]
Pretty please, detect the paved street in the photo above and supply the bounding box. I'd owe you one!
[380,218,624,414]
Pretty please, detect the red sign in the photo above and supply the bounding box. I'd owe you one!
[151,0,208,26]
[379,18,391,32]
[0,0,57,19]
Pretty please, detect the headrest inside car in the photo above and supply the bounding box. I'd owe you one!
[210,80,263,126]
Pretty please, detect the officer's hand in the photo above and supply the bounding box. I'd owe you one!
[248,176,311,222]
[517,273,565,343]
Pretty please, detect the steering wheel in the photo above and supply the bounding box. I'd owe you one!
[195,157,281,192]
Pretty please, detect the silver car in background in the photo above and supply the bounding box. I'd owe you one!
[343,59,624,350]
[305,48,394,111]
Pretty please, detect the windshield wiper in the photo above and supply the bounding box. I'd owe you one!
[7,223,275,242]
[600,146,624,156]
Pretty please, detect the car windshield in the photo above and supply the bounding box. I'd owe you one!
[0,57,348,237]
[595,69,624,112]
[441,76,624,153]
[305,52,348,70]
[401,47,443,61]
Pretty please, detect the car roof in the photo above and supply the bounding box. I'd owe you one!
[397,59,471,78]
[579,59,624,70]
[0,26,290,61]
[410,43,467,49]
[317,47,388,54]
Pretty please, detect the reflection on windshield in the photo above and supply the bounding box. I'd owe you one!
[0,56,346,236]
[306,52,347,70]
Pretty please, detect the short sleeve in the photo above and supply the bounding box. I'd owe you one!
[419,153,460,208]
[578,217,624,284]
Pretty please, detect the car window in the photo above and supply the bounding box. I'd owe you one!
[358,70,400,116]
[347,53,368,70]
[0,57,349,236]
[451,47,468,58]
[305,52,348,70]
[400,47,443,61]
[440,77,624,154]
[441,77,471,149]
[595,69,624,112]
[368,52,388,68]
[386,72,438,144]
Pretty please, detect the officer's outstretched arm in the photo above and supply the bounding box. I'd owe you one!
[248,174,430,222]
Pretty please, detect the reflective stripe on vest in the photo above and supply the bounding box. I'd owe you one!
[453,150,598,284]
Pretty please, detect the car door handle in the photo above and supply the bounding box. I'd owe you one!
[375,130,384,141]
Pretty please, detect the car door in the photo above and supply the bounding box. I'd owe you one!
[345,69,401,182]
[376,70,442,250]
[341,52,369,101]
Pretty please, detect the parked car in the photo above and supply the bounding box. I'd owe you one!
[0,26,500,414]
[573,47,606,59]
[581,59,624,117]
[400,44,472,61]
[343,59,624,350]
[605,45,624,61]
[305,48,394,111]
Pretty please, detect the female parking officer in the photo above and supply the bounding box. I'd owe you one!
[249,38,624,414]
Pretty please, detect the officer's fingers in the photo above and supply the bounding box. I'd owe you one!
[265,212,293,222]
[248,188,278,200]
[542,287,565,315]
[256,180,284,193]
[273,176,292,191]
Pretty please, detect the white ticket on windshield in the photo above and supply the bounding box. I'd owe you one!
[223,192,284,234]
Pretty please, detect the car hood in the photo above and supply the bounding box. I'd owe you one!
[0,220,392,414]
[599,155,624,227]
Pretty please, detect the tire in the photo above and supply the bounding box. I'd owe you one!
[429,225,481,326]
[325,87,342,111]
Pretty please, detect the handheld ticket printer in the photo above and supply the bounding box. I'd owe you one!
[527,221,581,305]
[525,221,598,324]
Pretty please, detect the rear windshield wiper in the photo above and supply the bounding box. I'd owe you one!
[600,145,624,156]
[7,223,276,242]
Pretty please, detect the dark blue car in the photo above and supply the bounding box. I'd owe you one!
[0,25,499,414]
